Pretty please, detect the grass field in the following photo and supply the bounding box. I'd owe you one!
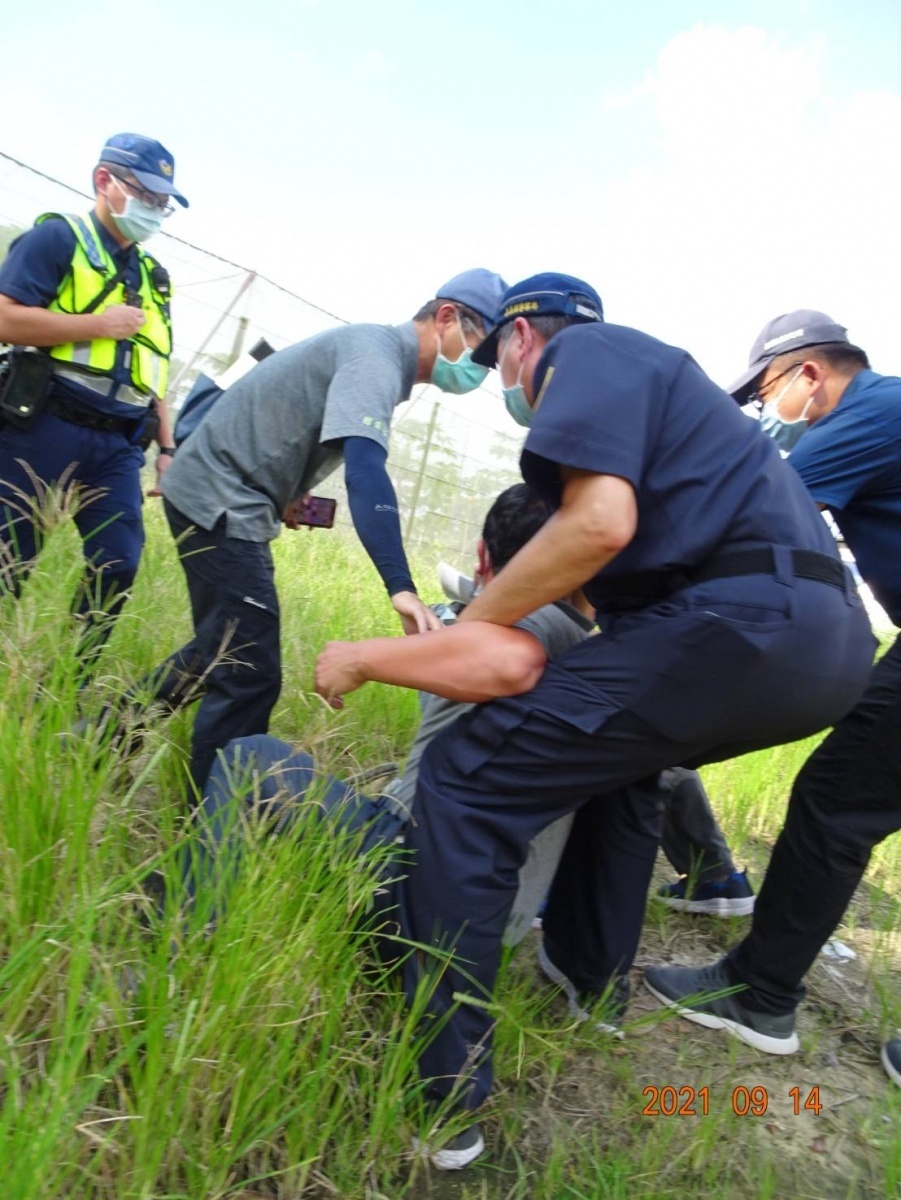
[1,494,899,1200]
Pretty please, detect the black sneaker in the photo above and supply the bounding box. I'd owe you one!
[881,1039,901,1087]
[657,870,755,916]
[644,959,800,1055]
[538,941,627,1036]
[414,1123,485,1170]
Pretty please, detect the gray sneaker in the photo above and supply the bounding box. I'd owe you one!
[644,960,800,1055]
[438,562,475,604]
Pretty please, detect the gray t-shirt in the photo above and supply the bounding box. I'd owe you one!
[385,600,594,817]
[162,321,420,541]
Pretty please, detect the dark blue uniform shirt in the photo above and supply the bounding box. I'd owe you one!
[0,213,145,420]
[789,369,901,626]
[521,323,838,615]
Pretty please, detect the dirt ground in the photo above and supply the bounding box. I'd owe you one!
[409,844,900,1200]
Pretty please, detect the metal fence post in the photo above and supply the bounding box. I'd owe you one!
[404,400,439,542]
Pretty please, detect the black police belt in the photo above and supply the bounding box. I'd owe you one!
[46,394,146,434]
[47,365,151,433]
[598,548,848,610]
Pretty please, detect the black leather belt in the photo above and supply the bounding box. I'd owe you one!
[691,548,845,588]
[599,548,848,609]
[46,396,140,434]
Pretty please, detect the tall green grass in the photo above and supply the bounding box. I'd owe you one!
[1,496,898,1199]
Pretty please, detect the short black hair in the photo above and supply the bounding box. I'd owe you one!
[481,483,552,571]
[771,342,869,376]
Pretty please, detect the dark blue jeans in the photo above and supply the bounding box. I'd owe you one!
[183,734,404,909]
[727,632,901,1012]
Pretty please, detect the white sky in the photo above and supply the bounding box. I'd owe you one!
[1,0,900,397]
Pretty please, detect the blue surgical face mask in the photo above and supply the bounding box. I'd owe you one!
[498,335,533,426]
[110,179,165,243]
[758,367,811,454]
[504,382,533,427]
[431,313,489,395]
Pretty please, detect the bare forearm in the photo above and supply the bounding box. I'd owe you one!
[154,397,174,444]
[0,302,105,347]
[316,622,547,704]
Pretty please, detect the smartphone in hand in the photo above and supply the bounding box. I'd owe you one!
[287,494,338,528]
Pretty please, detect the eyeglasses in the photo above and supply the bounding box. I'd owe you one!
[456,310,489,345]
[748,361,805,407]
[107,169,175,217]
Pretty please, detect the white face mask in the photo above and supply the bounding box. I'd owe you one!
[758,367,812,454]
[109,178,165,243]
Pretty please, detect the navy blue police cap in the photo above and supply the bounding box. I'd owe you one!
[99,133,189,207]
[472,272,604,367]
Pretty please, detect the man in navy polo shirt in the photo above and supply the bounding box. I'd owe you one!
[0,132,185,668]
[645,311,901,1086]
[364,275,875,1163]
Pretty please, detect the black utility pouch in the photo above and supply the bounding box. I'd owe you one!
[136,403,160,450]
[0,349,54,429]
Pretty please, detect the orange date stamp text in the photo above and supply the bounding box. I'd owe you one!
[641,1085,822,1116]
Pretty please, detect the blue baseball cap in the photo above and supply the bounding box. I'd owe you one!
[435,269,508,331]
[728,309,851,401]
[98,133,189,208]
[472,272,604,367]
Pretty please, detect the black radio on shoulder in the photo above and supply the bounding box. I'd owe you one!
[150,266,171,298]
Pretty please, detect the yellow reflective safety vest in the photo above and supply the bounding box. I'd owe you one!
[36,212,172,400]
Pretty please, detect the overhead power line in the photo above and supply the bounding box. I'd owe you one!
[0,150,349,325]
[0,150,502,403]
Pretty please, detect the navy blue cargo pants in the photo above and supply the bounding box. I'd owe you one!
[0,410,145,664]
[398,565,876,1111]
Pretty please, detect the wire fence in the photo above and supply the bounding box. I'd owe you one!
[0,151,524,570]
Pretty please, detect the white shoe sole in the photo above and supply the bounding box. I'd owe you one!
[430,1131,485,1170]
[413,1131,485,1170]
[658,895,756,917]
[643,978,800,1055]
[881,1044,901,1087]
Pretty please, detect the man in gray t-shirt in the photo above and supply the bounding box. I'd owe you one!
[146,268,506,803]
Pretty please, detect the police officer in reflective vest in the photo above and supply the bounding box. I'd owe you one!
[0,132,186,668]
